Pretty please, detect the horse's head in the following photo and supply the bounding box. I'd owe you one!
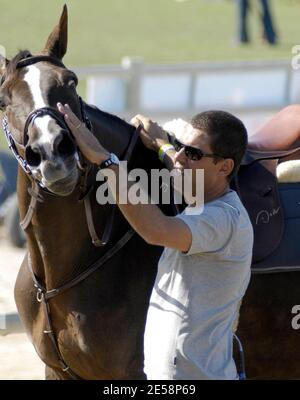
[0,5,83,196]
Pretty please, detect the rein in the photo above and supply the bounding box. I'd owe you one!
[28,228,135,379]
[1,55,141,378]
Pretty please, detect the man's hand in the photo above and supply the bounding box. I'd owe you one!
[57,102,110,165]
[131,114,169,152]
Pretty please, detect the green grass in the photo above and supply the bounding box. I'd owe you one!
[0,0,299,65]
[0,0,299,151]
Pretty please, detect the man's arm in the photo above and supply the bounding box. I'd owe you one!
[131,114,177,172]
[57,104,192,252]
[107,164,192,252]
[108,115,190,250]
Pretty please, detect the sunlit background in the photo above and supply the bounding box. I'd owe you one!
[0,0,299,143]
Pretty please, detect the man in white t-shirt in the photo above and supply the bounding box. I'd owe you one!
[135,111,254,380]
[58,103,254,380]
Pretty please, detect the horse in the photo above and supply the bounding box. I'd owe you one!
[2,5,300,379]
[0,5,173,380]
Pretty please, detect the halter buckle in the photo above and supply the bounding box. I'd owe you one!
[75,153,86,171]
[36,288,44,303]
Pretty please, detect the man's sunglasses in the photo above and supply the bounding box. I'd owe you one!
[169,135,224,162]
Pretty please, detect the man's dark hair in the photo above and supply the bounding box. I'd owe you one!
[190,110,248,181]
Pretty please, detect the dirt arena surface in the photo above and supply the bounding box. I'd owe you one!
[0,333,44,380]
[0,229,44,380]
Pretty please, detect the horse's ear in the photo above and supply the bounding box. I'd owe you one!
[41,4,68,60]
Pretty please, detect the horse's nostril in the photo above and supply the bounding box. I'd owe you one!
[55,133,76,158]
[25,145,42,167]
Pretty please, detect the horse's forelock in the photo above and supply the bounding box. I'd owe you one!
[6,50,32,76]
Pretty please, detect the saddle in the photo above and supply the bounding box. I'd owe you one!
[231,105,300,270]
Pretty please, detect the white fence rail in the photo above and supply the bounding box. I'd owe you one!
[73,58,300,125]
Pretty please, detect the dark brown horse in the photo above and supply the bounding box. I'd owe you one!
[1,5,300,379]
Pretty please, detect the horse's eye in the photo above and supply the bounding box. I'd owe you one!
[68,79,77,89]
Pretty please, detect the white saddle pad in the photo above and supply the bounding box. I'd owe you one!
[277,160,300,183]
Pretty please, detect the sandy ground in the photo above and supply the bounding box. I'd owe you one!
[0,229,45,380]
[0,238,25,314]
[0,333,44,380]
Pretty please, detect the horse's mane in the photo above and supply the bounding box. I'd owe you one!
[96,107,134,132]
[85,102,136,147]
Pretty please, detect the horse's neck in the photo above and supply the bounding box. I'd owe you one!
[85,103,134,157]
[18,177,92,288]
[85,103,164,172]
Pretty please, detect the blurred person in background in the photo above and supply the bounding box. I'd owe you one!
[236,0,278,45]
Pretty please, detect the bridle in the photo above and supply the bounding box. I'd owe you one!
[2,55,91,188]
[1,54,139,242]
[1,54,141,379]
[3,105,85,182]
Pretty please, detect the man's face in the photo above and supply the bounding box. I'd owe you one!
[173,123,232,202]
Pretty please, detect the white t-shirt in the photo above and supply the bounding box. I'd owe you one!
[143,190,254,380]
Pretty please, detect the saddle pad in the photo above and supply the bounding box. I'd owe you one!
[277,160,300,183]
[233,159,284,263]
[252,182,300,273]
